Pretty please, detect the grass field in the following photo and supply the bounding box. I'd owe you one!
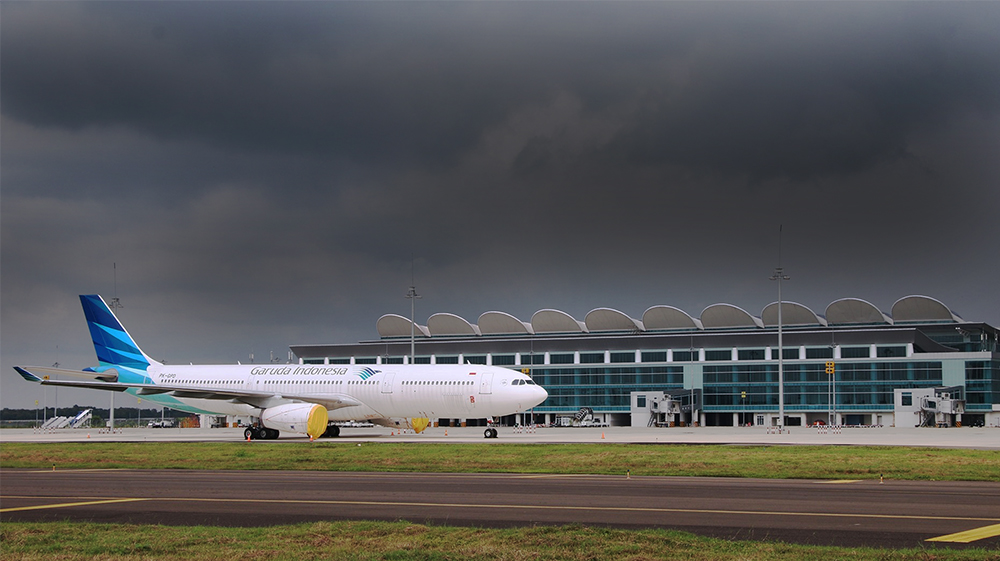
[2,442,999,481]
[4,443,998,558]
[2,521,998,561]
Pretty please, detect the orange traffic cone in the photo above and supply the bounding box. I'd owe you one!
[601,432,605,439]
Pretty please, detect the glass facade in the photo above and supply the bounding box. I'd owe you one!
[531,365,684,411]
[841,346,870,359]
[705,350,731,361]
[835,361,941,409]
[702,361,944,412]
[704,364,778,408]
[492,354,516,366]
[966,360,1000,410]
[805,347,834,359]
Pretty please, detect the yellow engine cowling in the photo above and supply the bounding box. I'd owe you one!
[410,418,430,433]
[373,417,431,433]
[261,403,328,439]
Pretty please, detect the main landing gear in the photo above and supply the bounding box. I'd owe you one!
[321,424,341,438]
[484,417,500,438]
[244,426,280,440]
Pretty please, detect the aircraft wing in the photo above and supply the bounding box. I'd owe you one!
[13,366,362,411]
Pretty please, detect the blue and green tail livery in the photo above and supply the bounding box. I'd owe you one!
[80,294,156,370]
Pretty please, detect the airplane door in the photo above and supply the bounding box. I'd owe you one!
[381,372,395,394]
[479,372,494,395]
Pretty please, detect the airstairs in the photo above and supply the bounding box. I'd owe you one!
[38,409,93,430]
[68,409,92,428]
[40,416,67,429]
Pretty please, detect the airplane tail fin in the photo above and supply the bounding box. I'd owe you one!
[80,295,160,370]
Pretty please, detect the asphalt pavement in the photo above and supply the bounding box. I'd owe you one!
[3,468,998,549]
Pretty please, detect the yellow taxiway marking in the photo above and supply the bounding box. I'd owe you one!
[822,480,862,484]
[0,498,149,513]
[4,495,996,525]
[927,523,1000,543]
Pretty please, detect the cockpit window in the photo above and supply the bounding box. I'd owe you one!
[525,379,536,385]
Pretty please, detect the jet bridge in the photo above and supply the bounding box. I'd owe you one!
[631,391,684,427]
[895,387,966,428]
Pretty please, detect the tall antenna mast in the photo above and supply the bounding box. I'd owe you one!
[769,226,789,431]
[108,262,124,431]
[404,258,421,365]
[110,262,123,313]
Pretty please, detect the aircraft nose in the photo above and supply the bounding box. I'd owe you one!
[533,385,548,405]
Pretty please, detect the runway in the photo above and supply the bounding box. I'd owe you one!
[3,468,999,549]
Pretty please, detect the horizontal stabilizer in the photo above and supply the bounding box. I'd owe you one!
[14,365,119,383]
[14,367,42,382]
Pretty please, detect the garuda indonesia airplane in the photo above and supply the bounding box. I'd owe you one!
[14,295,547,440]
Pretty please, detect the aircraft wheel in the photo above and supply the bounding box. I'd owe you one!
[258,427,270,440]
[244,428,255,440]
[268,429,280,440]
[484,428,492,439]
[328,425,340,438]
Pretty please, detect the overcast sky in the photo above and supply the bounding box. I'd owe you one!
[3,2,998,410]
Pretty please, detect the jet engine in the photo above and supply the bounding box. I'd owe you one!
[261,403,328,439]
[372,417,431,433]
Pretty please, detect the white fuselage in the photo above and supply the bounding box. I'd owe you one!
[144,363,547,421]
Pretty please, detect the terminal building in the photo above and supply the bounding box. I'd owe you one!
[290,295,1000,429]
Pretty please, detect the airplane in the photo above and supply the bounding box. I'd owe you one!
[13,295,548,440]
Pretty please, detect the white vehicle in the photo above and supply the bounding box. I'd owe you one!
[15,295,547,440]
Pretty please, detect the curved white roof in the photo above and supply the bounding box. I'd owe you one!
[761,302,827,327]
[891,295,963,323]
[642,306,703,330]
[376,314,430,338]
[531,309,588,333]
[377,295,970,338]
[700,304,763,329]
[427,313,481,336]
[825,298,892,325]
[478,311,534,335]
[585,308,644,332]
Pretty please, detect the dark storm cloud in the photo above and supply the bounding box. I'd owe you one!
[2,2,999,408]
[7,2,996,189]
[3,3,533,170]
